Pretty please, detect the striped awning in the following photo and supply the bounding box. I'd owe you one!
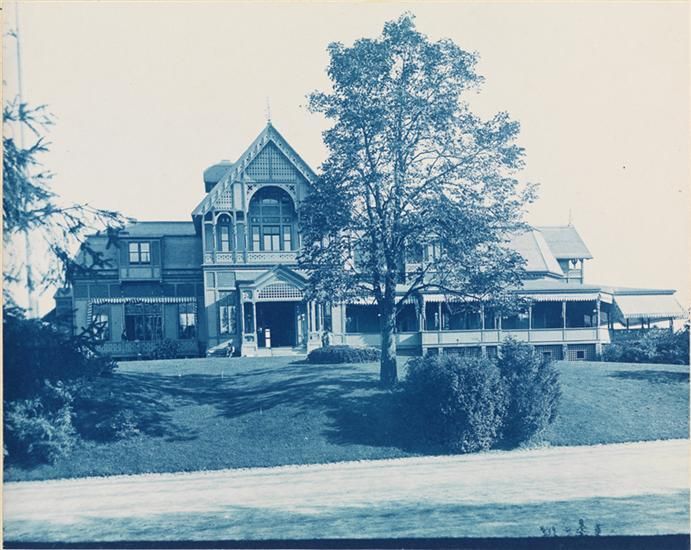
[87,297,197,320]
[423,295,478,304]
[423,292,611,304]
[614,294,686,320]
[347,295,418,305]
[90,297,196,305]
[518,293,606,303]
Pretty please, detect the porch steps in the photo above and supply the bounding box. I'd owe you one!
[254,347,307,357]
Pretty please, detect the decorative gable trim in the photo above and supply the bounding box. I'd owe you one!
[192,123,317,217]
[251,265,307,291]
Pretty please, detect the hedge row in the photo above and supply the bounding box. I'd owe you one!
[603,327,689,365]
[307,345,381,364]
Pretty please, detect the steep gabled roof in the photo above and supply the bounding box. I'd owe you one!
[508,229,564,276]
[192,122,317,217]
[536,225,593,260]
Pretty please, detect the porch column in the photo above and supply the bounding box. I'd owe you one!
[595,296,602,357]
[240,177,248,263]
[561,301,567,359]
[212,215,217,254]
[232,216,238,263]
[528,305,532,342]
[240,291,257,357]
[341,304,347,344]
[306,301,321,353]
[480,303,487,357]
[437,301,443,350]
[669,318,674,332]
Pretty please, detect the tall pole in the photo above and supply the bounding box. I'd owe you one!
[14,1,38,317]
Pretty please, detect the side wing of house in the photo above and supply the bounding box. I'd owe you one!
[63,222,205,359]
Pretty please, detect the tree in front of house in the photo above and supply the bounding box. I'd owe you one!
[300,14,536,386]
[3,99,127,464]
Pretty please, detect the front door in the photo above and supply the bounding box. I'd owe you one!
[256,301,297,348]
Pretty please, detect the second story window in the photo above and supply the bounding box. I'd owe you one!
[128,242,151,264]
[216,214,234,252]
[248,187,296,252]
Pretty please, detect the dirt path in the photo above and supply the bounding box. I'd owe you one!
[4,439,689,541]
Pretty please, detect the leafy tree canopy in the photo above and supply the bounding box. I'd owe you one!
[300,14,536,385]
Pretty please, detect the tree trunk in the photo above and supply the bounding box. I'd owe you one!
[379,301,398,387]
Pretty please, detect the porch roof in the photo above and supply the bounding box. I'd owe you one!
[613,294,686,320]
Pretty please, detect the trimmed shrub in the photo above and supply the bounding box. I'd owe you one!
[497,339,561,446]
[402,354,507,452]
[4,313,117,402]
[152,339,180,360]
[307,345,381,364]
[3,310,116,465]
[4,381,78,464]
[91,409,141,441]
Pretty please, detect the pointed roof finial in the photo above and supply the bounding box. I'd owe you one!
[568,208,573,226]
[265,97,272,125]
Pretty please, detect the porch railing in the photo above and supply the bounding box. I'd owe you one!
[97,339,199,358]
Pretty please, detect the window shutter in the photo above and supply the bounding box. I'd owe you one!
[151,241,161,265]
[120,243,129,266]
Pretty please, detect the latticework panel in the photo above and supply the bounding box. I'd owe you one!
[257,283,303,301]
[246,143,299,182]
[247,251,297,263]
[214,190,233,209]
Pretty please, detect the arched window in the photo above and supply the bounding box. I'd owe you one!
[248,187,296,252]
[203,211,214,252]
[216,213,234,252]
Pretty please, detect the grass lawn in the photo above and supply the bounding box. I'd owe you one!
[4,357,688,481]
[545,361,689,446]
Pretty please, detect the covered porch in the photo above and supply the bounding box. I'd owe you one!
[610,291,686,331]
[237,266,326,357]
[334,290,617,359]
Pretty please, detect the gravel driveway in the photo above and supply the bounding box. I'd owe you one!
[4,439,689,541]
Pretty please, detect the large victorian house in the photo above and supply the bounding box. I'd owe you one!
[57,123,686,361]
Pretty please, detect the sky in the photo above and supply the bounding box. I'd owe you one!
[3,0,689,315]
